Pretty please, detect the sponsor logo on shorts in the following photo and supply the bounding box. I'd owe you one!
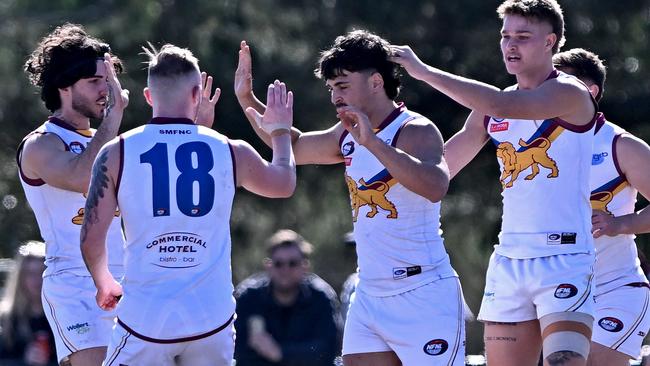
[69,141,85,154]
[392,266,422,280]
[554,284,578,299]
[342,141,355,156]
[489,122,509,133]
[483,291,495,302]
[592,152,608,165]
[638,331,646,337]
[66,322,90,335]
[547,232,577,245]
[598,317,624,332]
[423,339,448,356]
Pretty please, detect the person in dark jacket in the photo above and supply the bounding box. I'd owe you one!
[234,230,341,366]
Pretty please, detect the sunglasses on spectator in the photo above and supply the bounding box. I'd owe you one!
[271,258,303,269]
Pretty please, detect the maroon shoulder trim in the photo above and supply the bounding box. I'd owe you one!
[117,314,234,344]
[115,136,125,196]
[483,115,492,130]
[16,131,48,186]
[552,114,597,133]
[228,141,237,187]
[612,133,627,179]
[391,116,419,147]
[375,102,406,134]
[338,129,350,149]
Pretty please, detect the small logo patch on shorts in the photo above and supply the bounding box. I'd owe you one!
[392,266,421,280]
[598,317,624,332]
[547,232,577,245]
[554,284,578,299]
[423,339,448,356]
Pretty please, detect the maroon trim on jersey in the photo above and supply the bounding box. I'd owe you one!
[115,136,125,196]
[338,129,349,149]
[612,133,627,179]
[483,115,492,130]
[117,314,234,344]
[16,131,47,186]
[228,141,237,187]
[148,117,194,125]
[376,102,406,133]
[546,69,560,80]
[391,116,419,147]
[594,112,606,134]
[48,116,94,138]
[552,114,597,133]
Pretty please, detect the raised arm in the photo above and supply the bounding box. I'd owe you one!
[592,134,650,238]
[80,141,122,311]
[390,45,594,125]
[19,54,129,193]
[444,111,491,179]
[338,106,449,203]
[232,80,296,198]
[234,40,344,165]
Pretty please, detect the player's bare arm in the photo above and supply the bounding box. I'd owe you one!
[20,54,129,193]
[233,79,296,198]
[195,71,221,128]
[593,134,650,238]
[390,45,594,125]
[80,141,122,311]
[234,40,344,165]
[445,110,491,179]
[338,106,449,203]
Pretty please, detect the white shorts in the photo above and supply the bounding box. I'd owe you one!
[592,283,650,358]
[342,276,465,365]
[41,272,118,363]
[478,252,595,322]
[103,318,235,366]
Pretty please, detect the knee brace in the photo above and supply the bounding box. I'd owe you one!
[540,312,593,360]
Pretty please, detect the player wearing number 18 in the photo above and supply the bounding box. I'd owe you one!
[80,44,296,366]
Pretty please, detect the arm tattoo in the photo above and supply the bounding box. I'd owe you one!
[546,351,583,365]
[85,149,110,225]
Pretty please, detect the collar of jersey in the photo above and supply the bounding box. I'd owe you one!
[148,117,194,125]
[48,116,93,137]
[373,102,406,133]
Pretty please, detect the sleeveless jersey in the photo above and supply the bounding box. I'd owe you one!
[17,117,124,277]
[340,104,456,297]
[485,70,597,259]
[590,114,647,293]
[116,118,236,340]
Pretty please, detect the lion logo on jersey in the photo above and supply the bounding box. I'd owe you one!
[496,137,559,189]
[72,192,120,225]
[345,174,397,222]
[590,191,613,214]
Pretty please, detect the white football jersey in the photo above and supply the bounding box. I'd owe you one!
[341,104,456,297]
[17,117,124,277]
[485,70,596,259]
[590,114,647,293]
[116,118,236,340]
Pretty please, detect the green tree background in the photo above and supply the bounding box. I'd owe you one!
[1,0,649,355]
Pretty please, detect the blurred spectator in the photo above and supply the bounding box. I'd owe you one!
[234,230,341,366]
[339,232,358,326]
[0,241,57,366]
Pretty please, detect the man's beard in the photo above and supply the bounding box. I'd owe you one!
[72,93,102,120]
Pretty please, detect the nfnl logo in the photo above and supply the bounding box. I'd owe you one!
[592,152,609,165]
[554,284,578,299]
[489,122,509,133]
[342,141,355,156]
[69,141,86,154]
[423,339,448,356]
[598,317,624,332]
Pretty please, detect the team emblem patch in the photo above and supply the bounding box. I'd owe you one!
[423,339,448,356]
[69,141,85,154]
[554,284,578,299]
[342,141,355,156]
[598,317,624,332]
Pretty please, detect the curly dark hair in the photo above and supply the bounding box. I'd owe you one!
[24,23,123,112]
[314,29,401,100]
